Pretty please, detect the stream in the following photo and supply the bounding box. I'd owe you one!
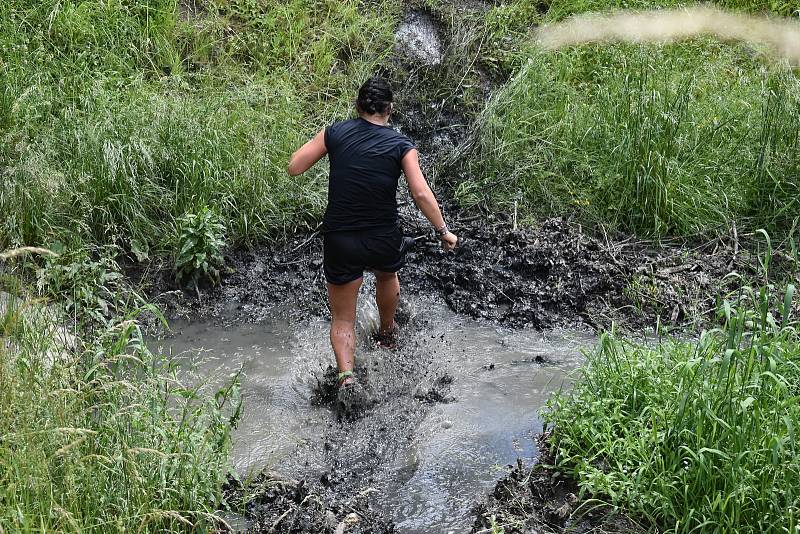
[151,291,594,533]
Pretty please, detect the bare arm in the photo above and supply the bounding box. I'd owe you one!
[288,129,327,176]
[401,149,457,251]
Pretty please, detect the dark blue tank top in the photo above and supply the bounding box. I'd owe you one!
[322,118,415,233]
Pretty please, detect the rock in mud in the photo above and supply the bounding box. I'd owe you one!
[394,11,443,66]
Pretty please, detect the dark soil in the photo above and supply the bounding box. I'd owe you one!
[472,450,647,534]
[222,472,395,534]
[147,214,753,334]
[404,216,756,331]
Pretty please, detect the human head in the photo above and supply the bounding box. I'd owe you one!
[356,76,394,116]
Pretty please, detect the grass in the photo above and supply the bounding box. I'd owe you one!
[0,252,241,532]
[460,1,800,238]
[545,244,800,531]
[0,0,402,253]
[0,3,404,530]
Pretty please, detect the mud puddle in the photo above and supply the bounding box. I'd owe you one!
[152,290,593,532]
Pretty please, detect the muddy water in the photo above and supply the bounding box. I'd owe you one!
[152,296,593,532]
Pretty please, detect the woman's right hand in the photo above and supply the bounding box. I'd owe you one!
[440,231,458,252]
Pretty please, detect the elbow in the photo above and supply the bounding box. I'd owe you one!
[287,159,301,176]
[411,189,431,204]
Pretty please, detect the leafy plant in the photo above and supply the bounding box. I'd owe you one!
[35,245,126,330]
[175,207,226,288]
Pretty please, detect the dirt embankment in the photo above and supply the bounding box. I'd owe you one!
[155,213,752,333]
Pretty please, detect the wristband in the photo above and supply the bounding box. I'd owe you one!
[435,224,449,237]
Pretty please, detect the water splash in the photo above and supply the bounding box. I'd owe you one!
[536,6,800,64]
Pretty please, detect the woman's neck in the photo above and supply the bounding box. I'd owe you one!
[359,113,390,126]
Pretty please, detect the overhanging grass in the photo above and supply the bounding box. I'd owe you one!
[545,278,800,531]
[0,291,240,532]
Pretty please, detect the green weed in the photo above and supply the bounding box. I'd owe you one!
[175,206,225,287]
[34,245,127,331]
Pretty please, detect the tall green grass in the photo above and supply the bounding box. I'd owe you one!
[0,0,401,251]
[458,39,800,237]
[0,256,240,531]
[465,0,800,238]
[545,254,800,531]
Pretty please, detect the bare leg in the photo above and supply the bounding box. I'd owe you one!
[327,278,363,381]
[374,270,400,335]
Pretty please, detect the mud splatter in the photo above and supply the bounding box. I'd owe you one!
[222,472,395,533]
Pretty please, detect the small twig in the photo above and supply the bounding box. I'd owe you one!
[269,509,292,532]
[290,229,321,253]
[487,279,515,304]
[512,200,518,231]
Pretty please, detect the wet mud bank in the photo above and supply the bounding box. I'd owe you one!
[153,214,753,333]
[472,448,645,534]
[146,216,755,534]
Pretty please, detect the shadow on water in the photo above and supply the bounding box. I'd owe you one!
[151,286,594,533]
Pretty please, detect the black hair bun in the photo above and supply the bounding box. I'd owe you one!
[357,77,393,115]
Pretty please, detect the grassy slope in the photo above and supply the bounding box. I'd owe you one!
[0,0,402,251]
[0,257,239,532]
[461,0,800,238]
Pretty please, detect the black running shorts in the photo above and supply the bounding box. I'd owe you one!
[323,227,410,285]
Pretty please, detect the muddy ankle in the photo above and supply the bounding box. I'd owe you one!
[337,370,355,386]
[374,326,399,349]
[378,322,398,337]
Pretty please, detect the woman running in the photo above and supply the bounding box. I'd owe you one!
[288,76,458,404]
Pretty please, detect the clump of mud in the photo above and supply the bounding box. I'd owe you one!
[406,218,621,328]
[223,472,395,533]
[404,216,753,330]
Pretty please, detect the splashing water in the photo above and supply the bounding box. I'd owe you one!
[536,6,800,64]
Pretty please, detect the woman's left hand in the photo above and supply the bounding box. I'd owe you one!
[440,231,458,252]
